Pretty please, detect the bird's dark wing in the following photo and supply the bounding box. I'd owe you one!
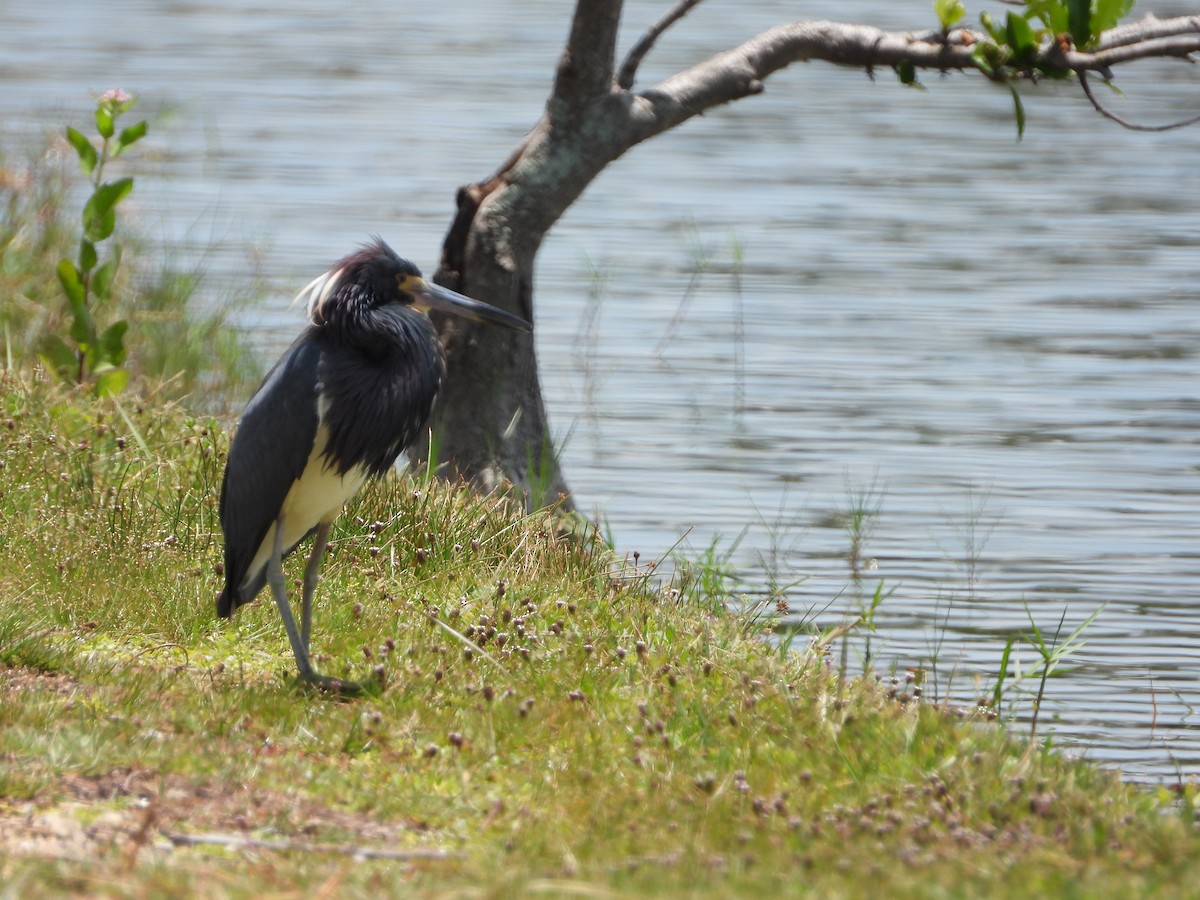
[217,331,322,616]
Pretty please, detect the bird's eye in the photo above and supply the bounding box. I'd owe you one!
[395,273,423,303]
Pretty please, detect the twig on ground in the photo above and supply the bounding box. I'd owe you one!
[164,832,462,861]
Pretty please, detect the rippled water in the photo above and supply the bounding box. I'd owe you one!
[3,0,1198,779]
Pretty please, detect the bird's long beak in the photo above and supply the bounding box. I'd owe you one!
[406,276,532,333]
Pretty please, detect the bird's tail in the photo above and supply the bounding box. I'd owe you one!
[216,569,266,618]
[216,586,236,619]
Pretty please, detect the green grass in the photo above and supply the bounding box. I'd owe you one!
[0,371,1197,898]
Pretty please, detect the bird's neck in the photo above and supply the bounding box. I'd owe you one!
[324,302,437,359]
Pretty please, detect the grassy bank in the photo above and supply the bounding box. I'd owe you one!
[0,371,1197,898]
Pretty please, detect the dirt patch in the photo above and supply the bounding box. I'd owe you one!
[0,666,444,863]
[0,766,437,863]
[0,664,82,697]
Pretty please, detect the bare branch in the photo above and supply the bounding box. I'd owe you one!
[618,0,706,90]
[1063,34,1200,69]
[630,22,974,141]
[552,0,624,121]
[1098,13,1200,50]
[1079,70,1200,131]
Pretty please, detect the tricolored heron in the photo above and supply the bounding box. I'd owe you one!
[217,237,530,690]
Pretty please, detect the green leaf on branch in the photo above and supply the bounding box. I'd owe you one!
[83,207,116,243]
[1025,0,1069,35]
[113,120,148,157]
[94,106,115,139]
[979,12,1007,45]
[79,238,97,273]
[97,319,129,367]
[971,37,1015,78]
[93,256,120,300]
[94,366,129,398]
[82,177,134,242]
[1005,12,1037,63]
[38,335,77,378]
[971,43,995,76]
[896,59,923,89]
[69,305,95,347]
[65,127,98,175]
[56,259,86,307]
[1067,0,1092,48]
[1009,84,1027,141]
[1093,0,1136,36]
[934,0,965,29]
[88,178,135,218]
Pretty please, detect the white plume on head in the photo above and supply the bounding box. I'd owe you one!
[296,267,347,323]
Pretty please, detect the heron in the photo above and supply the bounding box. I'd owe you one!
[217,237,531,690]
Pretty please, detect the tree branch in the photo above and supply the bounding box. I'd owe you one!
[1064,34,1200,69]
[625,17,1200,144]
[1079,70,1200,131]
[1097,13,1200,50]
[618,0,706,90]
[629,22,968,141]
[165,832,461,861]
[552,0,624,122]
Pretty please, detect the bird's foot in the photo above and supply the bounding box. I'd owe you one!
[289,668,385,699]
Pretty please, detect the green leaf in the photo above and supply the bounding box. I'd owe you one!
[56,258,86,307]
[1094,0,1135,36]
[113,120,148,157]
[93,256,120,300]
[992,635,1016,709]
[980,11,1007,45]
[1005,11,1037,59]
[1067,0,1092,48]
[1025,0,1069,35]
[1009,85,1027,141]
[82,177,134,242]
[971,43,997,77]
[38,335,77,378]
[897,59,919,87]
[64,126,98,175]
[88,177,135,217]
[69,305,95,346]
[83,207,116,243]
[94,106,114,139]
[78,238,97,273]
[83,340,100,372]
[97,319,128,367]
[94,367,129,398]
[934,0,965,29]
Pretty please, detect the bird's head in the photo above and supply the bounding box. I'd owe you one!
[298,237,531,333]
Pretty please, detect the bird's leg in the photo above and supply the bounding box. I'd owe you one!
[267,518,363,697]
[265,518,315,681]
[300,521,331,655]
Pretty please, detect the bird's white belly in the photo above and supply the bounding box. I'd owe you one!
[244,426,369,584]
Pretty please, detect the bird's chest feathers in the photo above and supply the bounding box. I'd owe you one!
[314,330,444,476]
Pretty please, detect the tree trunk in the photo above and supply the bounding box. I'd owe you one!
[424,112,624,511]
[424,174,567,509]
